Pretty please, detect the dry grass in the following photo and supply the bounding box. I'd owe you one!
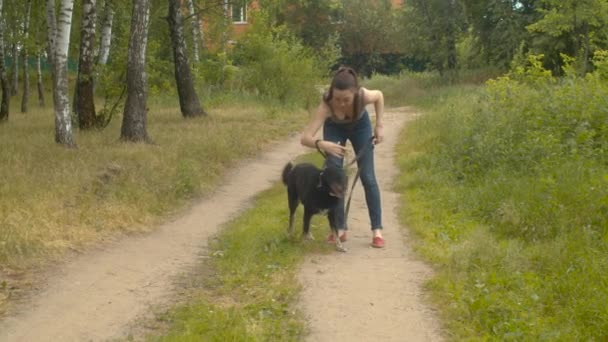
[0,99,307,273]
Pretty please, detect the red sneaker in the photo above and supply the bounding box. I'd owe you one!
[326,232,347,243]
[371,236,385,248]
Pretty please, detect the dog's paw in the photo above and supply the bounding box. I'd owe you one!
[335,244,348,253]
[303,232,315,241]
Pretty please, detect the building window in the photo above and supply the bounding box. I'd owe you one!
[231,3,247,23]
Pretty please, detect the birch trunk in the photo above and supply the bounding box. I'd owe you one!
[36,53,45,106]
[0,0,9,121]
[75,0,96,129]
[21,0,31,113]
[120,0,150,142]
[47,0,76,147]
[10,41,17,96]
[46,0,57,67]
[167,0,205,118]
[98,0,113,65]
[186,0,199,62]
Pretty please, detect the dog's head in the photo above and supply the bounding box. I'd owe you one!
[320,166,347,198]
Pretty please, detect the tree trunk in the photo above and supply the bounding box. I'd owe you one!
[167,0,206,118]
[0,0,9,121]
[76,0,97,129]
[10,41,17,96]
[196,3,204,50]
[47,0,76,147]
[36,53,45,106]
[46,0,57,67]
[120,0,150,142]
[187,0,200,62]
[21,0,31,113]
[98,0,114,65]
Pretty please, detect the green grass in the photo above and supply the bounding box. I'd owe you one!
[364,69,499,108]
[388,69,608,340]
[146,153,332,341]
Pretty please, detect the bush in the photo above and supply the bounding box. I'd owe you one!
[231,12,326,108]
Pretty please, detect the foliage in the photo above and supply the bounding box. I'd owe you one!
[399,0,467,73]
[230,11,325,107]
[462,0,539,69]
[527,0,608,74]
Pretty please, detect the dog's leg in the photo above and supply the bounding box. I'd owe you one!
[287,187,298,236]
[303,207,314,241]
[328,208,347,252]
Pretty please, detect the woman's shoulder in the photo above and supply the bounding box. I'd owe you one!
[316,98,332,117]
[361,87,382,104]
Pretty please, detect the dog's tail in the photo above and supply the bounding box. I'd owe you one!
[282,162,293,185]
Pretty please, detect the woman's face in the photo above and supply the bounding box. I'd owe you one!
[332,88,355,109]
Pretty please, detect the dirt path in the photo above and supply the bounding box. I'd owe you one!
[298,107,443,341]
[0,135,309,342]
[0,107,442,342]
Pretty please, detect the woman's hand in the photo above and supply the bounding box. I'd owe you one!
[374,125,384,144]
[318,140,346,158]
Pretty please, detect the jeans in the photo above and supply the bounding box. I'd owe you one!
[323,111,382,230]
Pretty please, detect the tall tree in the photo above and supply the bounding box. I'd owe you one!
[274,0,336,51]
[186,0,201,62]
[401,0,467,73]
[98,0,114,65]
[337,0,402,76]
[120,0,151,142]
[10,38,17,96]
[462,0,539,68]
[528,0,608,74]
[35,52,44,106]
[75,0,97,129]
[29,1,48,107]
[21,0,32,113]
[167,0,206,118]
[47,0,76,147]
[0,0,9,121]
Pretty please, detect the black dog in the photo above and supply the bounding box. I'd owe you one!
[282,162,348,252]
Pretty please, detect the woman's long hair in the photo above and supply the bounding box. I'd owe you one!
[323,66,363,122]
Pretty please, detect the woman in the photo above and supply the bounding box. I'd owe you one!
[300,67,385,248]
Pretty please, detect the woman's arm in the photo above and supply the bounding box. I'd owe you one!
[300,101,346,157]
[362,88,385,144]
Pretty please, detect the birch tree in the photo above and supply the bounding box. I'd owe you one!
[75,0,97,129]
[98,0,114,65]
[21,0,31,113]
[0,0,9,121]
[34,52,44,106]
[186,0,201,62]
[47,0,76,147]
[167,0,206,118]
[10,35,17,96]
[120,0,150,142]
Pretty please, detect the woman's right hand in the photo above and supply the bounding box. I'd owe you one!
[318,140,346,158]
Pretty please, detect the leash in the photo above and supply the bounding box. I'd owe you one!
[316,136,376,225]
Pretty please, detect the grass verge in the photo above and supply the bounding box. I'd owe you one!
[144,153,331,341]
[390,70,608,340]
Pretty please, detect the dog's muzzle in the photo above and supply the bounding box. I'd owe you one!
[329,184,345,198]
